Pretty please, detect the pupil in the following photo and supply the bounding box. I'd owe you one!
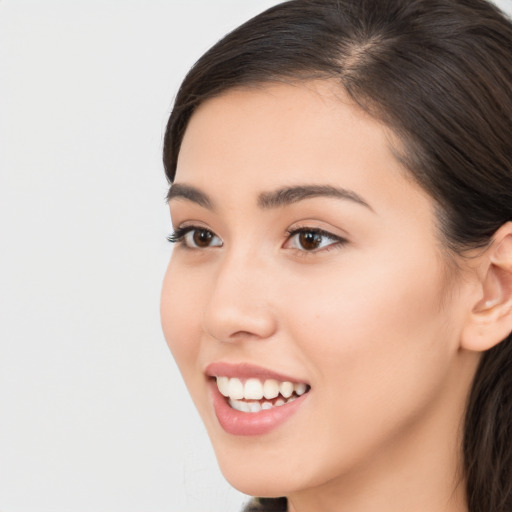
[193,229,213,247]
[299,231,321,250]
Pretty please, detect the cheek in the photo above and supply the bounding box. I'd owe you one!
[284,254,456,434]
[263,261,458,487]
[288,253,448,347]
[160,260,204,383]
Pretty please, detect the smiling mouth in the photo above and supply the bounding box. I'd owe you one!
[215,376,311,413]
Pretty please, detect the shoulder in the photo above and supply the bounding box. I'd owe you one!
[242,497,288,512]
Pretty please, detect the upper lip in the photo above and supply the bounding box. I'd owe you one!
[205,362,308,384]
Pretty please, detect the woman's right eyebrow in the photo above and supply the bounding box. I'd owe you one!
[167,183,214,210]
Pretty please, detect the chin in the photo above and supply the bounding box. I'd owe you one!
[210,438,316,498]
[220,466,292,498]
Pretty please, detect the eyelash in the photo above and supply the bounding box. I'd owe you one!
[167,225,347,252]
[167,226,198,243]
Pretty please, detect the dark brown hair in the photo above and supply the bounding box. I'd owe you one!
[163,1,512,510]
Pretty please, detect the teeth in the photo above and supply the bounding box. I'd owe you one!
[263,379,279,399]
[216,376,309,403]
[229,399,250,413]
[217,376,230,397]
[244,378,263,400]
[248,401,262,413]
[228,396,296,413]
[280,381,294,398]
[227,378,244,400]
[294,383,307,396]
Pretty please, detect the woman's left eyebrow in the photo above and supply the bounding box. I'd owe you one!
[257,185,374,212]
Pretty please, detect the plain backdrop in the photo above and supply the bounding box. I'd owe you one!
[0,1,511,511]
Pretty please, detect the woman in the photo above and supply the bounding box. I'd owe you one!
[160,1,512,511]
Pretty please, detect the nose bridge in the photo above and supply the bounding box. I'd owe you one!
[202,244,276,342]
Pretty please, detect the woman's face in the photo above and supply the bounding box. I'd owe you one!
[161,82,476,499]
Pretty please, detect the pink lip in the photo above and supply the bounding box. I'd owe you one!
[205,362,310,436]
[205,362,308,384]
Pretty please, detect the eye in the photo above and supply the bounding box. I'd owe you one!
[167,226,223,249]
[285,227,346,252]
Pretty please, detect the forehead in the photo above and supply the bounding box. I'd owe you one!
[175,81,429,214]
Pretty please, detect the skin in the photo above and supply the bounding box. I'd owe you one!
[160,81,484,512]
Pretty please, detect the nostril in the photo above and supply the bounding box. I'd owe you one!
[202,308,277,344]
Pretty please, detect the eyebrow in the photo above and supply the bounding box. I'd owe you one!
[167,183,214,210]
[167,183,373,212]
[257,184,373,211]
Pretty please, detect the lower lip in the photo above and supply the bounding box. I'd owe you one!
[208,380,309,436]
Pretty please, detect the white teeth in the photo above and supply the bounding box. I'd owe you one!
[244,378,264,400]
[216,376,309,402]
[229,399,250,413]
[248,401,262,413]
[263,379,279,399]
[217,376,230,397]
[227,378,244,400]
[294,383,307,396]
[279,381,294,398]
[228,395,299,413]
[228,399,262,413]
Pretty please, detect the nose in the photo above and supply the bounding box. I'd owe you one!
[202,251,278,343]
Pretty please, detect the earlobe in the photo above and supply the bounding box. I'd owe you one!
[461,222,512,352]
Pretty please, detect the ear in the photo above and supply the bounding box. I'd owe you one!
[461,222,512,352]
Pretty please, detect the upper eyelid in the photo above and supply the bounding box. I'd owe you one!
[287,229,345,243]
[173,220,212,230]
[286,225,348,241]
[170,225,216,237]
[287,227,339,237]
[172,225,343,238]
[170,221,216,235]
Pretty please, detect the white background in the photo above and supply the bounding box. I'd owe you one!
[1,1,510,511]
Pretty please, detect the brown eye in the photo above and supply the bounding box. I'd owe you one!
[182,227,222,249]
[193,229,214,247]
[298,231,323,250]
[174,227,222,248]
[286,228,345,252]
